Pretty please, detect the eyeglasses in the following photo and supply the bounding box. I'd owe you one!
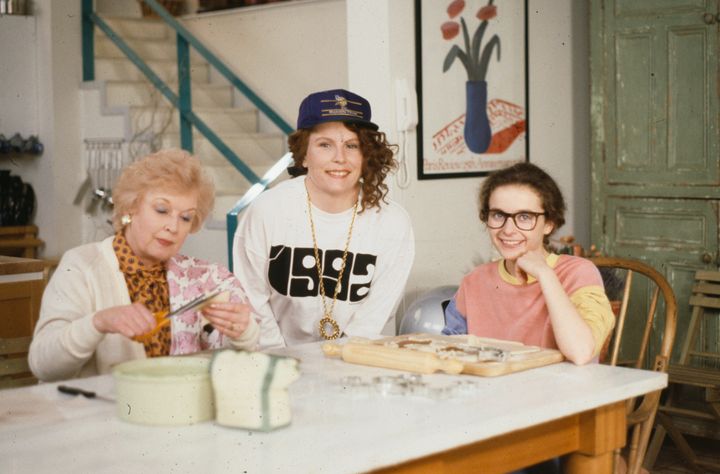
[485,209,546,231]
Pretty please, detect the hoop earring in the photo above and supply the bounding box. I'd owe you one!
[121,214,132,226]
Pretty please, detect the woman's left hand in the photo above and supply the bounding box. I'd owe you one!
[201,302,251,339]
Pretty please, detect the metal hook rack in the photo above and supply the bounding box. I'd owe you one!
[0,0,30,15]
[84,138,126,209]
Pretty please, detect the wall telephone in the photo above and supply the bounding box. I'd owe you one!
[394,78,418,132]
[394,79,418,189]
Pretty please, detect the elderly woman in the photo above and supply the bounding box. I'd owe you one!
[233,88,415,348]
[29,149,258,382]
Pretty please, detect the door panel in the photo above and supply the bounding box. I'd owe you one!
[603,0,719,185]
[606,198,717,258]
[669,27,711,173]
[614,32,653,170]
[615,0,706,16]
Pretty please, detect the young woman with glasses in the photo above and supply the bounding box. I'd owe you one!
[442,162,614,365]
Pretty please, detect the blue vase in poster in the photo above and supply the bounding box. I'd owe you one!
[464,80,492,154]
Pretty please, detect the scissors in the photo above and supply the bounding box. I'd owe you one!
[133,289,225,343]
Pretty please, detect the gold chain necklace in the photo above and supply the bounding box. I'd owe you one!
[305,184,358,340]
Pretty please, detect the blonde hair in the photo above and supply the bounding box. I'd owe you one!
[112,149,214,232]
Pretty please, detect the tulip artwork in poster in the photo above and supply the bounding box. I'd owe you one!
[416,0,528,179]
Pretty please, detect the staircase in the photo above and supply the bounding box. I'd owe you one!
[85,14,288,262]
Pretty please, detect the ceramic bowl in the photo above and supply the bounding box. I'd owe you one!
[113,356,213,426]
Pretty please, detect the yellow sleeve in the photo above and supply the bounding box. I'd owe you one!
[570,285,616,357]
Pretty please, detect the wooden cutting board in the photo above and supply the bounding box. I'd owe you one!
[322,334,564,377]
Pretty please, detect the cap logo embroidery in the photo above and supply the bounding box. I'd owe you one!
[319,95,364,119]
[296,88,378,130]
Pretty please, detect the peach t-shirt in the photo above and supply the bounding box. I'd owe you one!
[455,254,614,354]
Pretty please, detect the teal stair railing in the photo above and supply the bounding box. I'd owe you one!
[81,0,294,269]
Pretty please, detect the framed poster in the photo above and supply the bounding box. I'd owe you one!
[416,0,528,179]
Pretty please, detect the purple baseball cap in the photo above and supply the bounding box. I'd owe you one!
[296,88,379,131]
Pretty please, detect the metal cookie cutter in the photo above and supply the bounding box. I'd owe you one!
[475,346,508,362]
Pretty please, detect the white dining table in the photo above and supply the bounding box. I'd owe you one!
[0,341,667,474]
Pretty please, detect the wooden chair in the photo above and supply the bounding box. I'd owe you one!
[0,255,48,389]
[645,270,720,473]
[0,336,36,388]
[590,257,678,474]
[0,225,43,258]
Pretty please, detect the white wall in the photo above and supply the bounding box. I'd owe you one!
[0,15,37,136]
[529,0,590,248]
[0,0,85,258]
[183,0,348,127]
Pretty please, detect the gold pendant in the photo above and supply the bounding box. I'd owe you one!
[319,316,340,340]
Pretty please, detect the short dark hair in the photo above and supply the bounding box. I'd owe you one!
[287,122,397,212]
[478,162,566,240]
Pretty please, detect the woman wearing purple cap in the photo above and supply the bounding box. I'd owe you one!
[233,89,415,348]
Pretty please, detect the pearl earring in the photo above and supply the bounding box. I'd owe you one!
[121,214,132,226]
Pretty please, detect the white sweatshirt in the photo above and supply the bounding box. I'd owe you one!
[233,177,415,348]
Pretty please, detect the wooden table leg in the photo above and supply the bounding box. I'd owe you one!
[565,401,626,474]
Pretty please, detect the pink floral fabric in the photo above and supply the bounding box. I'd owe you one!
[166,254,246,355]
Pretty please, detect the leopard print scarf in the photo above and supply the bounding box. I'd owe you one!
[113,233,171,357]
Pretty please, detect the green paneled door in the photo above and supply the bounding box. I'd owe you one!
[591,0,720,363]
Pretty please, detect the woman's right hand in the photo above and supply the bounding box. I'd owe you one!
[515,249,552,282]
[92,303,157,339]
